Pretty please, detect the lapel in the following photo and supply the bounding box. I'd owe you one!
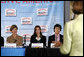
[53,34,62,41]
[60,34,63,41]
[52,34,55,41]
[35,36,42,42]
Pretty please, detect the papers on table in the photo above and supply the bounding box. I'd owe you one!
[51,43,60,48]
[4,43,16,48]
[31,43,43,48]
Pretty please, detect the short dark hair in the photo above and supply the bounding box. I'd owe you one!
[54,24,62,32]
[10,25,18,31]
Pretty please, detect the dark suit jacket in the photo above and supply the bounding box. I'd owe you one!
[1,36,4,46]
[30,35,46,47]
[48,34,63,48]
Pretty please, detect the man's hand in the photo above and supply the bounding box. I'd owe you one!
[54,41,62,47]
[52,41,57,43]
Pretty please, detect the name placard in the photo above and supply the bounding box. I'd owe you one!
[31,43,43,48]
[4,43,16,48]
[51,43,60,48]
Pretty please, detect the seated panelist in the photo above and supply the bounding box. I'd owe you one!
[30,25,46,48]
[7,25,23,46]
[48,24,63,48]
[1,36,4,46]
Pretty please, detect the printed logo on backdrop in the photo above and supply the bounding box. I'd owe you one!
[40,25,48,32]
[5,26,11,33]
[37,8,48,16]
[21,17,32,25]
[5,9,16,16]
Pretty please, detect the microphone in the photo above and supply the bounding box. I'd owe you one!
[23,35,26,47]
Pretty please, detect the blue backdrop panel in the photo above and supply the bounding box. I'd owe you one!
[1,1,64,45]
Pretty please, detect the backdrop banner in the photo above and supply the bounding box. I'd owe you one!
[1,1,64,46]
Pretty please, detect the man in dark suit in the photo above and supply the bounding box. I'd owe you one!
[1,36,4,46]
[48,24,63,48]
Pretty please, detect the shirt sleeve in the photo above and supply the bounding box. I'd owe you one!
[60,22,72,55]
[17,36,23,46]
[7,37,15,43]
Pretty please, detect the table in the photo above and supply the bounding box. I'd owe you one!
[1,47,69,56]
[25,47,46,56]
[1,48,25,56]
[46,48,62,56]
[25,47,65,56]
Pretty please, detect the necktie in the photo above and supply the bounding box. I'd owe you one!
[55,35,58,41]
